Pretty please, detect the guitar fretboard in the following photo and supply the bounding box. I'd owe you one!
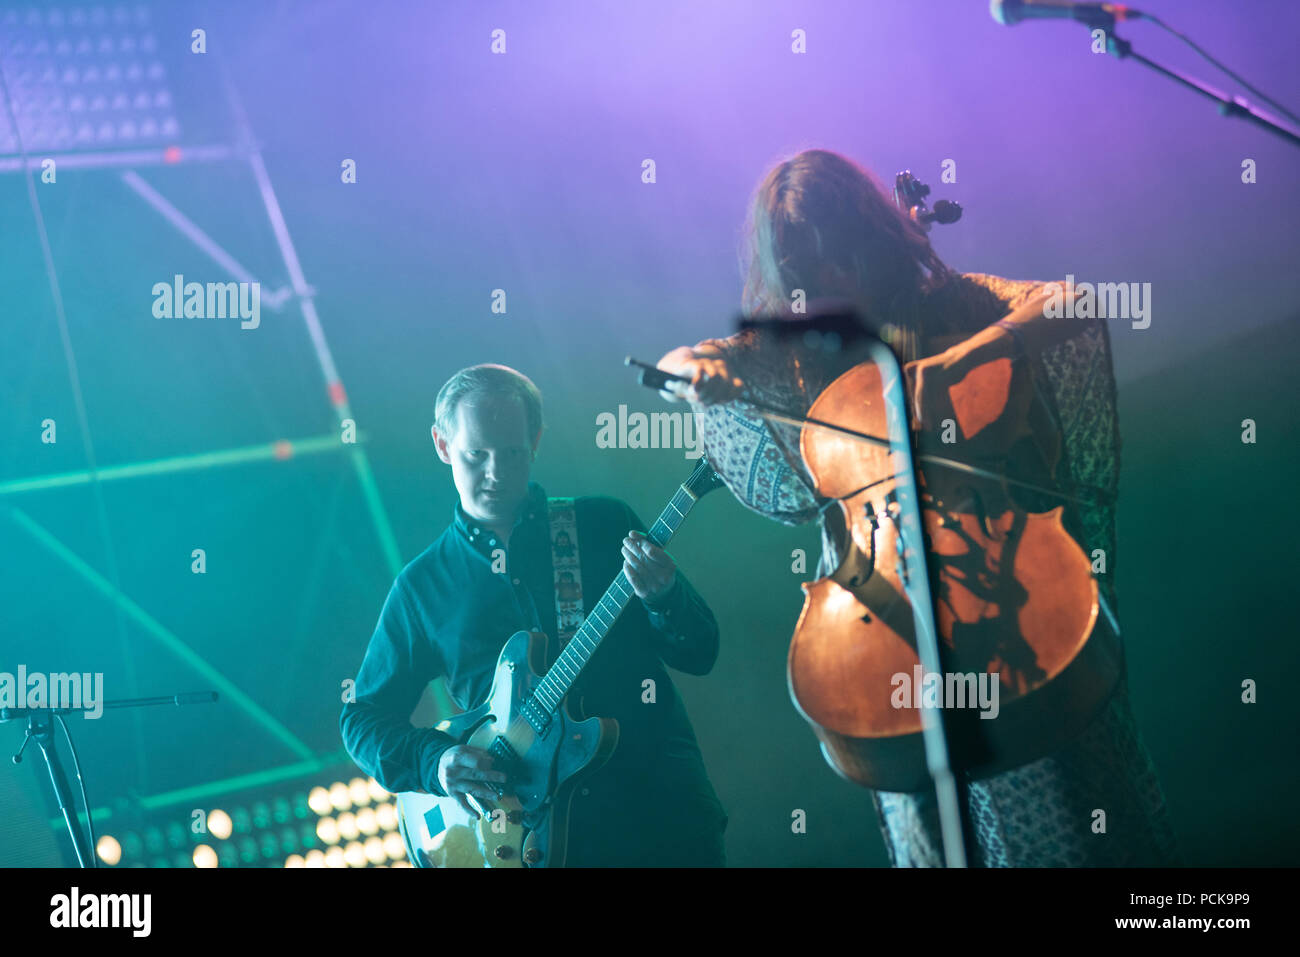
[528,483,700,719]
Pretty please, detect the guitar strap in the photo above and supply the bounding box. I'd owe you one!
[546,498,586,656]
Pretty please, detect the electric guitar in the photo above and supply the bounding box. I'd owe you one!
[396,456,724,867]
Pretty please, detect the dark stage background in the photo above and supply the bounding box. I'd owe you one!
[1,0,1297,867]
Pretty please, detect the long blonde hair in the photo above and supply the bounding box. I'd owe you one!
[738,149,954,359]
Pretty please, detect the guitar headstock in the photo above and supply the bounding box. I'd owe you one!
[684,456,725,498]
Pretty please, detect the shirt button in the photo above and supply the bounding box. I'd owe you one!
[580,787,590,797]
[512,578,520,585]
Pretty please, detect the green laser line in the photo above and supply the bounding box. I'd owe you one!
[6,506,315,761]
[0,433,356,496]
[346,446,402,577]
[138,749,355,811]
[50,749,357,828]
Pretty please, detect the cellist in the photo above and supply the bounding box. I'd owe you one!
[657,148,1180,867]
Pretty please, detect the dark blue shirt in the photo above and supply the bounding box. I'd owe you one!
[340,483,727,865]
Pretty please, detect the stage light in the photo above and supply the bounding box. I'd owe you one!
[308,787,332,816]
[0,3,180,155]
[284,854,305,868]
[367,778,388,803]
[251,801,271,829]
[329,782,351,811]
[272,798,292,824]
[316,817,340,845]
[165,821,185,849]
[207,809,233,840]
[96,835,122,866]
[193,844,218,868]
[337,812,359,841]
[75,766,404,869]
[383,833,406,861]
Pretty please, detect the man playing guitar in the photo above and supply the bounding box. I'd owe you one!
[340,364,727,866]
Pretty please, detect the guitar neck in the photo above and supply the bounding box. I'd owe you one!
[530,481,703,717]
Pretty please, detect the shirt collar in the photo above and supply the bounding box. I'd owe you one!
[453,482,546,546]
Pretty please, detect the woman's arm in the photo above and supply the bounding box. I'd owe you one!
[904,280,1092,473]
[656,337,823,525]
[656,341,744,406]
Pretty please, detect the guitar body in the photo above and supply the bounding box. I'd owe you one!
[396,629,617,867]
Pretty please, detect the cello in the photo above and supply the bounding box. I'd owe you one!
[630,339,1121,795]
[787,337,1122,795]
[779,172,1121,796]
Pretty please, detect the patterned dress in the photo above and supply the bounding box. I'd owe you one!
[690,272,1182,866]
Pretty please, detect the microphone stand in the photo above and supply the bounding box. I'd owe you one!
[1088,14,1300,149]
[852,336,970,868]
[4,691,218,867]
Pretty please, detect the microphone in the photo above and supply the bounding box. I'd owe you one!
[172,692,219,706]
[989,0,1140,27]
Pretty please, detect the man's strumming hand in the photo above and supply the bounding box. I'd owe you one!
[437,744,506,820]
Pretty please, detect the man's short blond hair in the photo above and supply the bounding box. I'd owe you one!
[434,364,543,441]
